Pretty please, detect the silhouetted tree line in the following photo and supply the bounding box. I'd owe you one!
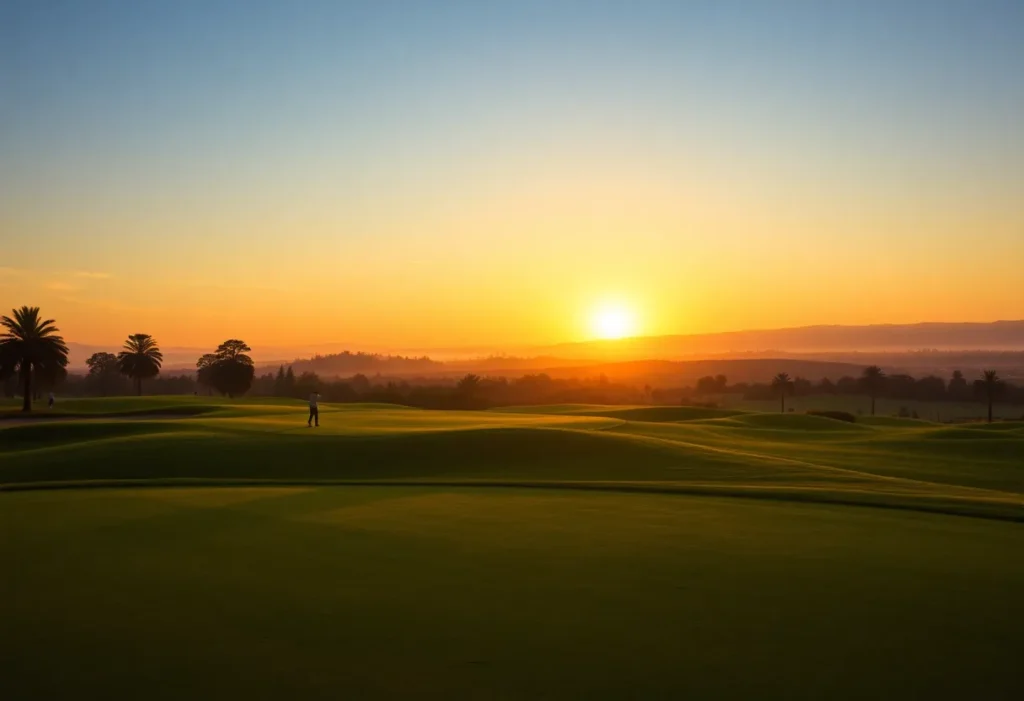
[4,307,1021,420]
[1,328,258,403]
[691,367,1022,420]
[8,357,1022,419]
[289,351,442,377]
[0,306,171,410]
[241,368,645,409]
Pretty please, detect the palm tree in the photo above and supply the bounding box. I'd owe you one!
[118,333,163,395]
[771,372,793,413]
[980,370,1001,423]
[861,365,886,416]
[0,306,70,412]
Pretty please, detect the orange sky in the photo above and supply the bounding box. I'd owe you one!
[3,2,1023,352]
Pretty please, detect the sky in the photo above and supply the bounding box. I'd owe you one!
[2,0,1022,352]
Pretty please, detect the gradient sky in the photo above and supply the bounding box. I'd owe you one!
[2,0,1022,351]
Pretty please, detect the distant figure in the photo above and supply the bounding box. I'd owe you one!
[47,391,55,409]
[308,391,320,427]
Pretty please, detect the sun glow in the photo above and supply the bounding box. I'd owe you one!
[590,304,637,340]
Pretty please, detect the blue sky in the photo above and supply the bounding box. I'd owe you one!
[2,0,1022,347]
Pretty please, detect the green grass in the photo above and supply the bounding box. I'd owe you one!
[2,396,1023,698]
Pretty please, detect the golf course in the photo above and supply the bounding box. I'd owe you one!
[3,397,1023,698]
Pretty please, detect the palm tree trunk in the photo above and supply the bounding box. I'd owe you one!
[21,365,31,412]
[136,377,142,396]
[780,395,785,413]
[988,392,993,423]
[871,395,876,416]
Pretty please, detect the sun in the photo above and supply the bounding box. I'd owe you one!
[590,304,636,340]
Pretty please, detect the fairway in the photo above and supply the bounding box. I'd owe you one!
[3,398,1023,698]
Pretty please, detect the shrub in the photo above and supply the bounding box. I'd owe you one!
[807,410,857,423]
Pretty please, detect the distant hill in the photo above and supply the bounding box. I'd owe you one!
[534,320,1024,360]
[66,320,1024,379]
[441,358,872,385]
[287,352,443,377]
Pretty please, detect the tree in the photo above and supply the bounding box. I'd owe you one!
[915,375,947,402]
[349,373,371,394]
[771,373,793,413]
[860,365,886,416]
[948,370,969,400]
[793,376,813,396]
[196,353,218,395]
[696,375,718,394]
[33,363,68,396]
[456,373,482,408]
[457,373,481,395]
[204,339,255,398]
[118,333,163,395]
[85,351,120,396]
[979,370,1002,423]
[0,306,70,412]
[294,371,320,399]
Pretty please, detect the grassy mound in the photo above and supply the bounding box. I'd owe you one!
[2,397,1021,519]
[0,420,185,451]
[727,412,871,432]
[566,405,743,422]
[494,404,742,422]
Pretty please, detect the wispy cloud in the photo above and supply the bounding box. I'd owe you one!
[73,271,111,280]
[0,267,26,276]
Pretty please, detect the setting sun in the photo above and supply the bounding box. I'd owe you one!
[591,304,637,340]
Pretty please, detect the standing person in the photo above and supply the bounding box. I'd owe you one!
[48,391,55,409]
[308,390,320,427]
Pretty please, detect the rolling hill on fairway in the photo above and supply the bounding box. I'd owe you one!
[3,397,1024,699]
[2,397,1022,519]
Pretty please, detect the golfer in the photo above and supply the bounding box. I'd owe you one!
[308,391,320,427]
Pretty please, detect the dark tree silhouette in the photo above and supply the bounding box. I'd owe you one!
[861,365,886,416]
[457,373,481,395]
[33,362,68,397]
[456,373,482,408]
[980,370,1001,423]
[196,353,218,395]
[0,306,70,412]
[947,370,969,401]
[771,372,793,413]
[85,351,120,396]
[118,333,163,395]
[203,340,255,398]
